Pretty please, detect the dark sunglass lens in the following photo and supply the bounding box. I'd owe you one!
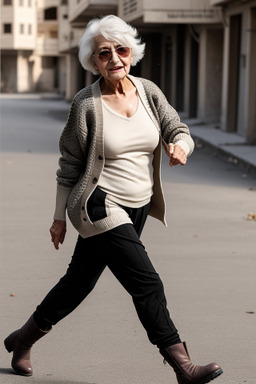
[117,47,130,56]
[99,50,111,61]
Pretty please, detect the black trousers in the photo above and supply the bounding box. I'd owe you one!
[34,203,180,349]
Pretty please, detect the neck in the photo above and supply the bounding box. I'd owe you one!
[100,76,134,95]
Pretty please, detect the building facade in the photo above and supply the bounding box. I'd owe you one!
[1,0,256,144]
[1,0,61,92]
[211,0,256,144]
[1,0,37,92]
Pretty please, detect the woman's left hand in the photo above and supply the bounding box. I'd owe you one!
[166,144,187,167]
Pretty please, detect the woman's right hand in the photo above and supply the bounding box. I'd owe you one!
[49,220,66,250]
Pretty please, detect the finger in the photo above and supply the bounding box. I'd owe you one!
[59,231,66,244]
[181,157,187,165]
[169,151,180,166]
[53,238,60,250]
[169,143,174,154]
[166,143,174,157]
[170,147,187,165]
[174,156,186,165]
[51,233,59,249]
[170,158,186,166]
[169,159,179,167]
[169,156,187,167]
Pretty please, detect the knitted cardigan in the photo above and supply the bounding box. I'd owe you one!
[53,75,194,238]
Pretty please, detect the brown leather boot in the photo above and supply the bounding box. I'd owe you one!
[160,342,223,384]
[4,315,51,376]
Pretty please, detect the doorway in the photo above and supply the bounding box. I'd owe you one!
[227,14,242,132]
[189,34,199,118]
[247,7,256,143]
[176,25,185,111]
[164,37,172,103]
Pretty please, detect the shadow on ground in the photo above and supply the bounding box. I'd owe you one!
[0,367,95,384]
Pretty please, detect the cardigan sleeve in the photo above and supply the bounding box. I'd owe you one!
[53,89,90,220]
[160,102,194,156]
[141,79,194,156]
[57,98,88,188]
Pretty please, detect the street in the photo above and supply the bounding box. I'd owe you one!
[0,94,255,384]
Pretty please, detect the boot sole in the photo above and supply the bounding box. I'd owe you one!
[11,364,33,377]
[199,368,223,384]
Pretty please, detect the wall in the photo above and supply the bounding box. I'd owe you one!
[1,54,17,92]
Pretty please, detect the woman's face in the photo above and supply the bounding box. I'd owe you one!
[92,35,133,82]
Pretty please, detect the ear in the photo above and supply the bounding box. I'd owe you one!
[92,58,98,71]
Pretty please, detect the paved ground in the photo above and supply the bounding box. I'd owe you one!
[0,94,256,384]
[182,116,256,171]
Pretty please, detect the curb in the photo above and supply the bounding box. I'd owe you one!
[193,135,256,176]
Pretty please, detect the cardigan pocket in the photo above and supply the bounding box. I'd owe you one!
[87,187,107,222]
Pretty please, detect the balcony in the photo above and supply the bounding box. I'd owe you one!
[36,0,59,11]
[43,0,59,7]
[34,36,59,56]
[210,0,235,5]
[59,27,83,52]
[119,0,222,24]
[69,0,117,26]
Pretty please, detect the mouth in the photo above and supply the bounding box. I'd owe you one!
[109,66,123,72]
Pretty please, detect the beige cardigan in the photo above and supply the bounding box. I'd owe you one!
[53,75,194,238]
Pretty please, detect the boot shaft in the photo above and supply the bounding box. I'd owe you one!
[4,315,51,376]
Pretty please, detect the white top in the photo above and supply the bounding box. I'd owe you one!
[98,97,160,207]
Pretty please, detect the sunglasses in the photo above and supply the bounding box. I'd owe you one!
[93,46,131,62]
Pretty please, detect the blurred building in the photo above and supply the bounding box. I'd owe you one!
[1,0,37,92]
[210,0,256,144]
[1,0,61,92]
[1,0,256,144]
[58,0,224,120]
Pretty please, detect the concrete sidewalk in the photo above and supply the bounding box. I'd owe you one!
[185,118,256,171]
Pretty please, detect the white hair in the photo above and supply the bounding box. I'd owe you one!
[78,15,145,75]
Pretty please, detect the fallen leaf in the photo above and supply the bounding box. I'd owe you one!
[247,213,256,221]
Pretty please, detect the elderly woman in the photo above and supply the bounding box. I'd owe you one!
[4,15,222,384]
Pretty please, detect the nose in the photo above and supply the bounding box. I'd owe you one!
[110,50,120,63]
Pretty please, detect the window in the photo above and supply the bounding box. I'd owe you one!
[20,23,24,34]
[28,24,32,34]
[19,0,23,6]
[3,0,12,5]
[44,7,57,20]
[28,0,32,6]
[3,23,12,33]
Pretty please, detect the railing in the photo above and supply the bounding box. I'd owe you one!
[119,0,222,23]
[35,36,59,55]
[69,0,117,23]
[210,0,231,5]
